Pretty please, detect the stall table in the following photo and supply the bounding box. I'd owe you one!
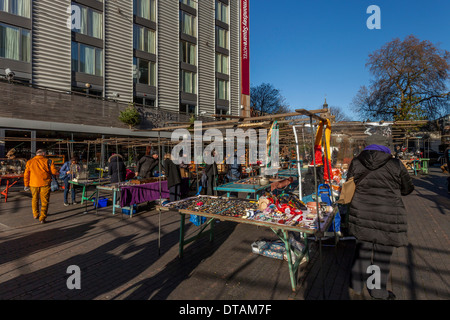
[69,178,111,205]
[0,173,24,202]
[157,195,337,292]
[214,177,293,199]
[276,168,308,178]
[96,179,188,217]
[401,158,430,176]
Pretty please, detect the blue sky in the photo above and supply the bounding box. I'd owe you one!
[249,0,450,120]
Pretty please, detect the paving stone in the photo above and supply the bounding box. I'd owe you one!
[0,168,449,300]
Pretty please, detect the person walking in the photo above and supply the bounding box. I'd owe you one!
[136,152,159,179]
[23,149,59,224]
[163,153,182,202]
[108,154,127,183]
[347,144,414,300]
[60,156,80,206]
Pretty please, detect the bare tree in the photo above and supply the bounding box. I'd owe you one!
[352,35,450,121]
[329,106,352,122]
[251,83,290,115]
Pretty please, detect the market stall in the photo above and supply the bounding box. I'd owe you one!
[157,194,337,292]
[148,109,340,294]
[95,178,189,217]
[0,173,24,202]
[214,176,293,200]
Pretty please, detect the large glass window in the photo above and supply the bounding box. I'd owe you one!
[134,0,156,22]
[134,25,156,54]
[0,23,30,62]
[216,79,228,100]
[215,53,228,74]
[133,57,156,86]
[72,42,103,76]
[180,11,196,37]
[215,0,228,24]
[180,70,196,94]
[180,41,196,65]
[0,0,31,18]
[73,3,103,39]
[180,0,196,9]
[215,26,228,49]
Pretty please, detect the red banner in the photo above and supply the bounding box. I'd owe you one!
[241,0,250,96]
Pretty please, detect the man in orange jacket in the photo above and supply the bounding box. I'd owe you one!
[24,149,59,223]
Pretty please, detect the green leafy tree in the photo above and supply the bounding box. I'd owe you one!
[119,102,141,129]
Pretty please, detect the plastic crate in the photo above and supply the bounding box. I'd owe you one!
[93,197,108,208]
[122,204,137,215]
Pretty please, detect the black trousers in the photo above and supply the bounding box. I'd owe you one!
[206,176,215,195]
[169,184,180,202]
[350,240,394,299]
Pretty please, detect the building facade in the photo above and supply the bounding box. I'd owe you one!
[0,0,249,158]
[0,0,244,116]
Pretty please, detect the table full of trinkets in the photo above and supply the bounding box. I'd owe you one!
[95,179,170,217]
[157,194,337,292]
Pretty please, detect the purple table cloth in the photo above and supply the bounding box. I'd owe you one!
[120,180,170,207]
[120,179,189,207]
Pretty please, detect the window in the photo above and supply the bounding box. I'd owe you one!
[216,106,229,115]
[180,103,196,115]
[0,0,31,18]
[180,11,196,37]
[180,41,196,65]
[72,42,103,76]
[215,26,228,49]
[134,25,156,54]
[215,53,228,74]
[133,57,156,86]
[135,97,155,107]
[180,0,196,9]
[216,79,228,100]
[134,0,156,22]
[72,3,103,39]
[215,0,228,24]
[180,70,196,94]
[0,23,30,62]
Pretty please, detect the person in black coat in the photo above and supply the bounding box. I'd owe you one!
[347,144,414,300]
[204,150,218,195]
[136,152,159,178]
[444,146,450,193]
[163,153,182,202]
[108,154,127,183]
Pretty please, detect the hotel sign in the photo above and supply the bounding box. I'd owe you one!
[241,0,250,96]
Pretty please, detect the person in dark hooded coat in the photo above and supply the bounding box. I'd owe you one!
[136,152,159,178]
[108,154,127,183]
[163,153,182,202]
[347,144,414,300]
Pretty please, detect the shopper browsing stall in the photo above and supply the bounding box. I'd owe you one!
[204,150,218,196]
[136,152,159,178]
[347,144,414,300]
[164,153,182,202]
[60,156,80,206]
[108,154,126,183]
